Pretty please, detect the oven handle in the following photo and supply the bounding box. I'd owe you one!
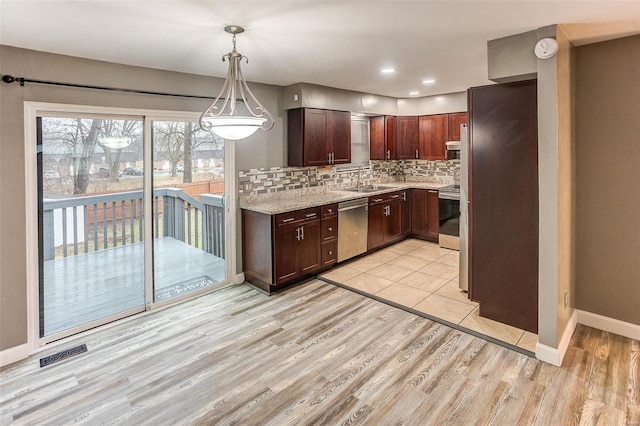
[438,193,460,201]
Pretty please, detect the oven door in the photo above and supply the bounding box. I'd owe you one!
[438,194,460,249]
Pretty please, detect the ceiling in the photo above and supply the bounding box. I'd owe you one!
[1,1,639,99]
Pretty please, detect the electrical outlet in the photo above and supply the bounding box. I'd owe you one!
[564,292,568,309]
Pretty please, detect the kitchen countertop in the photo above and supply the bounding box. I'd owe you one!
[240,181,450,215]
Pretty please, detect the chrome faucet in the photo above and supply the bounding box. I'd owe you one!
[356,165,364,188]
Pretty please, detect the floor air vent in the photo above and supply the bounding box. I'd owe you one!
[39,344,87,368]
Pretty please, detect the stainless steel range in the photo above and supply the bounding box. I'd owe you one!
[438,184,460,250]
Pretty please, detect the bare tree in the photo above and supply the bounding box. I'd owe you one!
[183,122,193,183]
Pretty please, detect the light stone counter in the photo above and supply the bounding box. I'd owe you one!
[239,181,450,215]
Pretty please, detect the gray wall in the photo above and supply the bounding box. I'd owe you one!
[575,35,640,325]
[0,45,285,351]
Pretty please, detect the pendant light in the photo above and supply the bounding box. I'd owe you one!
[199,25,274,140]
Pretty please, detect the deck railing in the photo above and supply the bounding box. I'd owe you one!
[43,188,225,261]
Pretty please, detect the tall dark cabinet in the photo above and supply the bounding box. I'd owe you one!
[468,80,539,334]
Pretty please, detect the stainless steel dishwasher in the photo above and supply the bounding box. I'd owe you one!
[338,198,368,262]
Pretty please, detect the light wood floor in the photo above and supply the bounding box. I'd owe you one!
[1,280,638,425]
[43,237,225,336]
[320,239,538,352]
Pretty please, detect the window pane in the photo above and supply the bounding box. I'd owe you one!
[151,121,226,303]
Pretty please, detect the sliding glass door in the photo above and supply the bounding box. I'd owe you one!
[38,115,146,339]
[151,120,226,303]
[36,108,230,343]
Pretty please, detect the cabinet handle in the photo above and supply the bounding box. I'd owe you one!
[373,198,383,203]
[386,150,390,160]
[332,152,335,163]
[305,213,316,218]
[300,225,304,240]
[415,149,419,159]
[390,194,400,199]
[296,227,301,241]
[328,227,333,231]
[402,191,406,201]
[328,250,333,255]
[282,218,294,223]
[328,153,331,162]
[327,208,333,213]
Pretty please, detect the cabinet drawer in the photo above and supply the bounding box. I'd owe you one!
[322,240,337,267]
[275,207,320,227]
[369,191,402,205]
[321,204,337,218]
[321,217,338,241]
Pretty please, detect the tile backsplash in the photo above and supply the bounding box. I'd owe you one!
[238,160,460,196]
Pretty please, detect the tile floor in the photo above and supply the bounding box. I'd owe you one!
[319,238,538,352]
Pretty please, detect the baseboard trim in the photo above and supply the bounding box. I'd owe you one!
[235,272,245,285]
[535,309,577,366]
[0,343,29,368]
[576,310,640,341]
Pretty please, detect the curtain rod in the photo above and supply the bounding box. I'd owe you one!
[1,74,214,100]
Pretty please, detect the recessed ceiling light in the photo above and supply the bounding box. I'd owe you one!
[380,68,396,74]
[422,79,436,84]
[409,91,420,96]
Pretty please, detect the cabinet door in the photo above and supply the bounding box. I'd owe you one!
[385,116,397,160]
[274,225,300,285]
[396,116,419,160]
[304,109,330,166]
[329,110,351,164]
[411,189,428,236]
[448,112,468,141]
[426,190,440,240]
[386,201,402,242]
[298,221,321,274]
[401,190,411,236]
[369,116,386,160]
[419,114,449,160]
[367,203,386,250]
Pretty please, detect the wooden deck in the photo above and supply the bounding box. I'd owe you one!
[42,237,225,336]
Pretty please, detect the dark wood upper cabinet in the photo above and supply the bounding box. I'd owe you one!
[468,80,538,333]
[447,112,468,141]
[287,108,350,167]
[329,110,351,164]
[370,116,397,160]
[396,116,419,160]
[419,114,449,160]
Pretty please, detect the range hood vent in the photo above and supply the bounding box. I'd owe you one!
[445,141,461,150]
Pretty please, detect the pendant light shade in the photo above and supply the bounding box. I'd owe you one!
[199,26,274,140]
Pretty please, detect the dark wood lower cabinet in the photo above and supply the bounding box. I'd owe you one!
[242,208,321,293]
[243,189,441,294]
[426,190,440,241]
[411,189,439,242]
[400,190,411,236]
[367,202,386,250]
[368,192,404,251]
[320,204,338,268]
